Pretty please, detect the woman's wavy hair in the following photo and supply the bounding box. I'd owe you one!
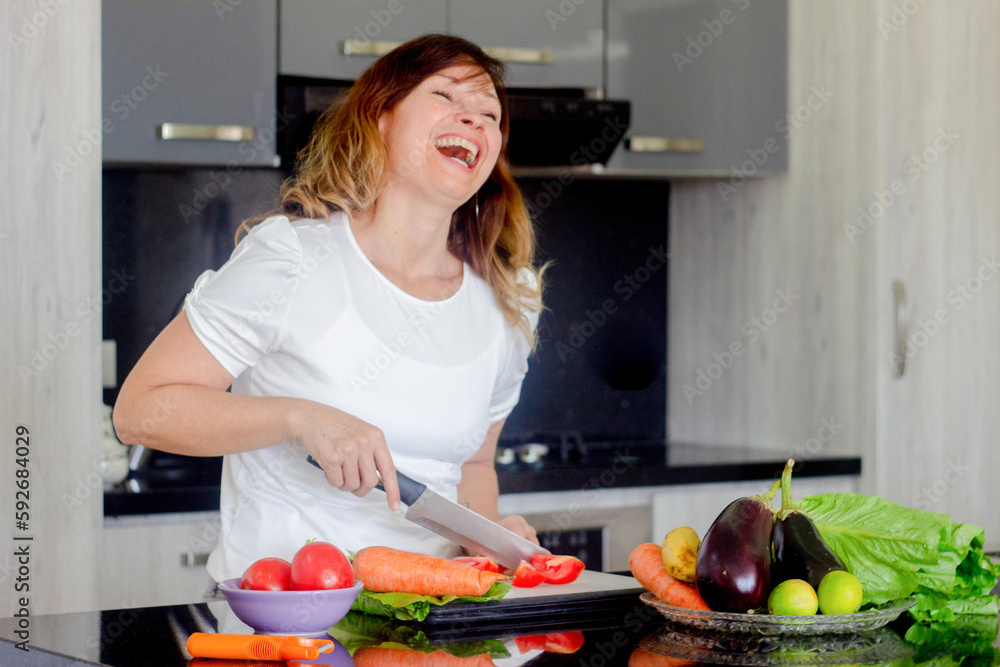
[245,33,543,343]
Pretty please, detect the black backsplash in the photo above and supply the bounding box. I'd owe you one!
[505,179,668,445]
[103,170,667,458]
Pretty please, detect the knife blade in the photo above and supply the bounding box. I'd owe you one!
[306,456,549,569]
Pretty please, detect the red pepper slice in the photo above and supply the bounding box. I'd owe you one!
[451,556,502,573]
[514,631,585,654]
[511,560,545,587]
[529,554,586,585]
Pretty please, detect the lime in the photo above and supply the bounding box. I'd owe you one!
[817,570,863,615]
[767,579,819,615]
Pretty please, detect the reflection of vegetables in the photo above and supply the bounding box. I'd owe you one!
[513,632,584,654]
[695,480,781,612]
[771,460,846,589]
[629,543,709,611]
[330,611,509,659]
[627,647,696,667]
[353,646,495,666]
[353,547,509,597]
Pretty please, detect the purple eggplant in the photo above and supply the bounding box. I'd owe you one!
[772,459,846,589]
[695,479,780,613]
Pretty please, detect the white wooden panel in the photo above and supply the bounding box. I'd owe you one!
[102,513,220,609]
[0,0,103,615]
[667,1,878,460]
[873,0,1000,540]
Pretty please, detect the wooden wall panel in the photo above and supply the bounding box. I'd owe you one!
[0,1,103,614]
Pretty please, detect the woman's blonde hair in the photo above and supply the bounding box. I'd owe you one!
[244,34,543,343]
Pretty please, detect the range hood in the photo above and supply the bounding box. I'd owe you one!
[277,77,630,172]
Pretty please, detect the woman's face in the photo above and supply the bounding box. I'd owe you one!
[378,64,503,209]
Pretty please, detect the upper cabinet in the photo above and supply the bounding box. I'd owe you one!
[450,0,603,90]
[102,0,278,166]
[279,0,601,90]
[605,0,788,176]
[279,0,448,80]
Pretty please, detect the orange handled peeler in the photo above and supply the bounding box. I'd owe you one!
[186,632,334,661]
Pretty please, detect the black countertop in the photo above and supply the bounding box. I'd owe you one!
[2,592,992,666]
[104,442,862,517]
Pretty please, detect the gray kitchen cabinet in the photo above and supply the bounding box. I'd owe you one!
[450,0,604,90]
[279,0,448,80]
[102,0,278,166]
[606,0,788,176]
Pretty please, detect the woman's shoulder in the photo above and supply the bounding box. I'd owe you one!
[242,211,349,257]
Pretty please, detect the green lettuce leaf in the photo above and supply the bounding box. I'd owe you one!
[329,611,510,658]
[798,493,948,604]
[348,580,511,622]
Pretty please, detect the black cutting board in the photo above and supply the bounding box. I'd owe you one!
[419,570,646,625]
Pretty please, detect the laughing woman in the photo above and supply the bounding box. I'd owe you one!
[113,34,544,582]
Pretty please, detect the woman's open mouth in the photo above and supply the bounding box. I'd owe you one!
[434,136,480,169]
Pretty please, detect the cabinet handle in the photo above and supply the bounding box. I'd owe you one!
[626,137,705,153]
[180,550,211,567]
[158,123,255,143]
[340,39,403,57]
[892,280,908,378]
[341,40,555,65]
[481,46,555,65]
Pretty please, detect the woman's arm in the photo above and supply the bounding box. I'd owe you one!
[457,420,538,544]
[113,312,401,508]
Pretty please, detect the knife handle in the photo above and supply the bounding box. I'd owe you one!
[305,456,425,506]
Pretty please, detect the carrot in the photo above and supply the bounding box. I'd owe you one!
[629,543,710,611]
[628,647,696,667]
[352,546,509,597]
[353,646,495,666]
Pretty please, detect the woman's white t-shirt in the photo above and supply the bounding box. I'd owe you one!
[183,212,537,582]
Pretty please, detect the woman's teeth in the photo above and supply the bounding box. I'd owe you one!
[434,137,479,167]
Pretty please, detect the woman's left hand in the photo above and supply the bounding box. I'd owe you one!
[499,514,539,545]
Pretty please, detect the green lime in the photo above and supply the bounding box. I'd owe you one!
[817,570,863,615]
[768,579,819,615]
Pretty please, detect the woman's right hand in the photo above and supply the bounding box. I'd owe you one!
[288,402,401,511]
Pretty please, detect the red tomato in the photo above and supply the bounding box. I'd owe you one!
[514,631,585,654]
[290,541,354,591]
[529,554,586,585]
[240,557,292,591]
[452,556,502,573]
[511,560,545,587]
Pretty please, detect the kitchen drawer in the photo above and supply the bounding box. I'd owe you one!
[101,512,220,610]
[651,475,858,543]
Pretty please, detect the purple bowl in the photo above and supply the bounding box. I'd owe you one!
[218,578,363,636]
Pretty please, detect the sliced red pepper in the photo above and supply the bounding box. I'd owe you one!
[529,554,586,585]
[514,631,585,654]
[451,556,502,573]
[511,560,545,587]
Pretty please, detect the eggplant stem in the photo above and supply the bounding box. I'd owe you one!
[778,458,797,519]
[760,477,782,505]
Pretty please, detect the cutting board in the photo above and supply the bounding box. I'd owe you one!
[420,570,646,625]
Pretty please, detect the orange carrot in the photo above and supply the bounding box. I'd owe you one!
[352,546,508,597]
[353,646,495,666]
[629,543,710,611]
[628,647,696,667]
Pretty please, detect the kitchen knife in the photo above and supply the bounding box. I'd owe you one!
[306,456,550,569]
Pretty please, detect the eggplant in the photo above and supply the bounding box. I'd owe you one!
[771,459,846,589]
[695,479,780,613]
